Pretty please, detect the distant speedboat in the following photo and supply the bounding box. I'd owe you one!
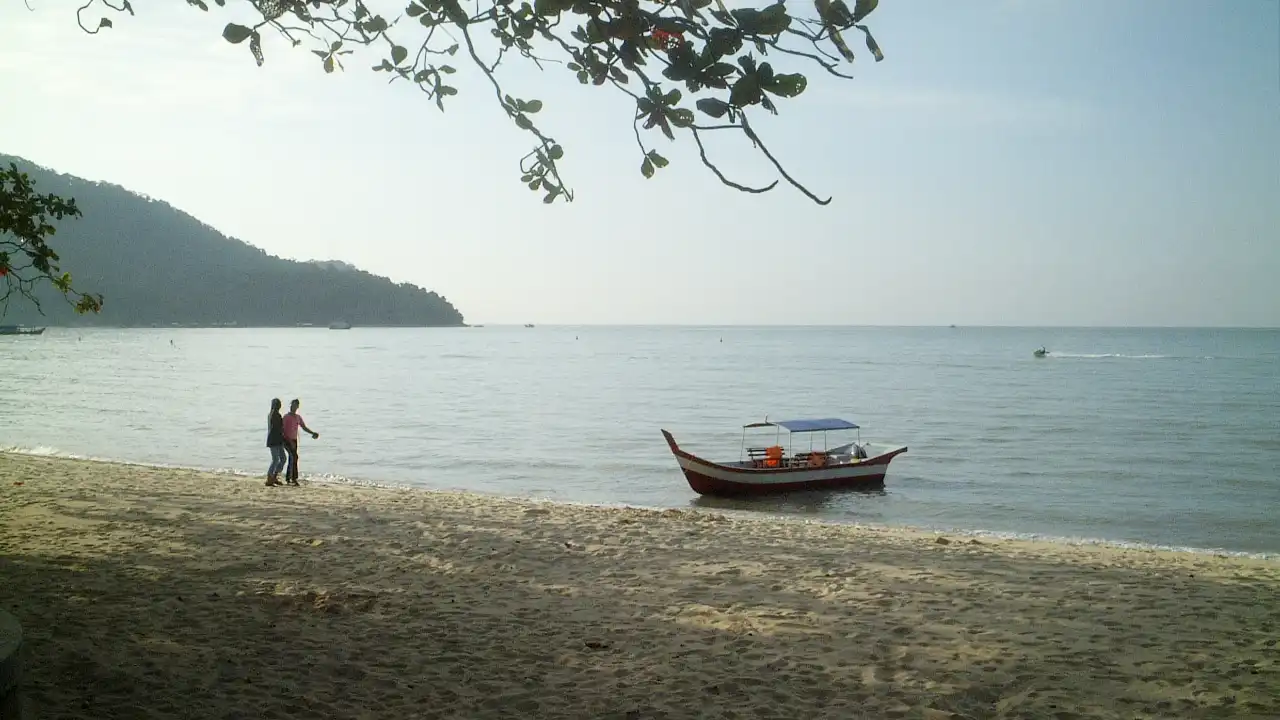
[524,323,535,328]
[0,325,45,336]
[328,320,352,330]
[1033,346,1048,358]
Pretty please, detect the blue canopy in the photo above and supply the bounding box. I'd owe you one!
[747,418,860,433]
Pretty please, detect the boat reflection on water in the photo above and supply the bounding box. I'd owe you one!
[689,484,888,515]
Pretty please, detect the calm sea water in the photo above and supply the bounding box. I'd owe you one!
[2,326,1277,555]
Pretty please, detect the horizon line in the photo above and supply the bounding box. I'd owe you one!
[26,323,1280,330]
[463,323,1280,330]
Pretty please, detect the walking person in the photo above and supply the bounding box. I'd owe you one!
[282,398,319,486]
[265,398,287,487]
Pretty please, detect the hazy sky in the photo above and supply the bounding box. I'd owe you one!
[2,0,1277,326]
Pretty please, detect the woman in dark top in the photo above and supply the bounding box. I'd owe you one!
[266,398,286,487]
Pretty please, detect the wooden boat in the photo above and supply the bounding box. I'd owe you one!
[661,418,908,496]
[0,325,46,336]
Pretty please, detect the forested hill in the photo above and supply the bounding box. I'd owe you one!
[1,155,464,327]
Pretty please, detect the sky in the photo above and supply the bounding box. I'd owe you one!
[1,0,1277,326]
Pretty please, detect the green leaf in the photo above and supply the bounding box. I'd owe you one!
[767,72,807,98]
[729,75,761,107]
[729,8,761,34]
[249,31,264,66]
[364,16,389,34]
[222,23,253,44]
[548,145,564,161]
[647,151,668,168]
[707,62,737,78]
[582,18,606,43]
[662,88,682,106]
[443,1,469,26]
[323,55,335,73]
[406,2,426,17]
[695,97,731,118]
[391,45,408,64]
[98,17,113,29]
[640,158,655,179]
[523,99,544,113]
[514,114,533,129]
[857,24,884,62]
[445,43,459,55]
[705,27,743,60]
[851,0,878,23]
[757,62,775,85]
[440,65,456,73]
[820,0,856,27]
[534,0,573,15]
[754,4,791,35]
[667,108,694,128]
[528,178,542,190]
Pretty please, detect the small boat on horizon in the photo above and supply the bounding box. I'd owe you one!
[661,417,907,497]
[0,325,46,336]
[524,323,535,328]
[329,320,352,330]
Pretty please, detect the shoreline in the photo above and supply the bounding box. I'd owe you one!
[3,448,1276,562]
[3,452,1278,719]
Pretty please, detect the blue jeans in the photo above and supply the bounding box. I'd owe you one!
[268,444,287,478]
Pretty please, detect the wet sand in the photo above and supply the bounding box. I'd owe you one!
[1,452,1277,719]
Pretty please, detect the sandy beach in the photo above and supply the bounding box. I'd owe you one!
[1,453,1277,719]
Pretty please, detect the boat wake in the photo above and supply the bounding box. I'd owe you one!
[1047,353,1201,360]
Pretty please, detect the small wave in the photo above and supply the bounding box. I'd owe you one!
[926,526,1278,561]
[0,445,361,486]
[6,447,1276,562]
[768,516,1278,561]
[1,445,62,457]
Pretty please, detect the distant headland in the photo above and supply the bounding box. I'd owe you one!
[1,154,465,328]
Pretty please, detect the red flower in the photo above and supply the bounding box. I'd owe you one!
[0,266,7,277]
[651,28,684,51]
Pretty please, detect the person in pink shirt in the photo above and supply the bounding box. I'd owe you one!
[282,398,319,486]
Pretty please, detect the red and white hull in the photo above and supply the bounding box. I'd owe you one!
[662,430,907,496]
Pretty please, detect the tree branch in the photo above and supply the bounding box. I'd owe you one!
[63,0,886,206]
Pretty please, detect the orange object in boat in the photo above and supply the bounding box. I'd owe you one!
[764,445,784,468]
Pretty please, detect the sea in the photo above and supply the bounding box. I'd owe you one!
[2,326,1277,557]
